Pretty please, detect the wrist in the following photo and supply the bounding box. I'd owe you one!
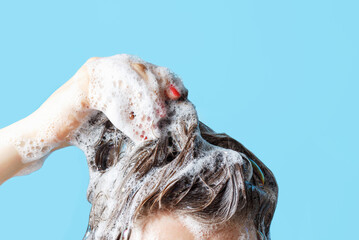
[0,116,59,183]
[27,74,91,146]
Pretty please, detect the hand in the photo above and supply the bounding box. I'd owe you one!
[85,54,186,143]
[0,54,187,183]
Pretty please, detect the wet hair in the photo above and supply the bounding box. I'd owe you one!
[82,114,278,240]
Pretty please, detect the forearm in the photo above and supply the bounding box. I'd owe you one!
[0,113,69,185]
[0,117,35,185]
[0,142,24,185]
[0,66,91,185]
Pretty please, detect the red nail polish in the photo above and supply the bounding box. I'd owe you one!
[169,84,181,98]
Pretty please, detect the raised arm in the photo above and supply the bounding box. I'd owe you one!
[0,54,186,185]
[0,58,93,184]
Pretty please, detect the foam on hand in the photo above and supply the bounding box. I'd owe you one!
[86,54,187,144]
[6,54,187,176]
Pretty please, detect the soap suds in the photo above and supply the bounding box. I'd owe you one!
[5,54,255,239]
[73,100,252,240]
[86,54,187,144]
[8,54,187,175]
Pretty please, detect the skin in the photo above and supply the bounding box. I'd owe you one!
[0,57,95,184]
[131,211,254,240]
[131,212,195,240]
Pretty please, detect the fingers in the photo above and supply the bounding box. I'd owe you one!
[130,62,182,101]
[131,62,149,81]
[85,57,101,64]
[69,57,102,108]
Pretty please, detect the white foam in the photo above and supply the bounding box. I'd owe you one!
[15,156,47,176]
[75,103,252,240]
[86,54,187,144]
[6,54,187,176]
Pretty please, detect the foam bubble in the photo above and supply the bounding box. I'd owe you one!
[76,100,252,239]
[15,156,47,176]
[6,54,188,176]
[86,54,187,144]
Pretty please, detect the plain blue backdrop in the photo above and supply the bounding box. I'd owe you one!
[1,0,358,239]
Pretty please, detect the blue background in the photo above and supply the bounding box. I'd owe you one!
[1,0,358,239]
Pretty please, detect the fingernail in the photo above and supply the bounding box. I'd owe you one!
[166,84,181,100]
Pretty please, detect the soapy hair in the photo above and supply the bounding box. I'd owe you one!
[85,116,278,240]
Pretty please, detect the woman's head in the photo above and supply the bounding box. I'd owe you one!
[72,100,278,240]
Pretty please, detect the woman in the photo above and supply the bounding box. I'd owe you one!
[0,55,278,240]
